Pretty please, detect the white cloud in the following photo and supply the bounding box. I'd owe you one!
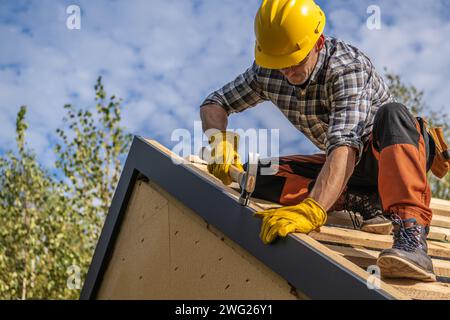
[325,0,450,114]
[0,0,449,171]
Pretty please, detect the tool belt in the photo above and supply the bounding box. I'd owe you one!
[417,117,450,179]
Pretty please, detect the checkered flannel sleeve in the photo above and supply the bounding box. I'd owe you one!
[200,62,268,115]
[326,68,372,165]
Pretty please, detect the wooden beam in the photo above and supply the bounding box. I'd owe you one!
[325,244,450,300]
[290,234,409,300]
[430,226,450,242]
[326,244,450,278]
[432,215,450,229]
[384,279,450,300]
[431,198,450,217]
[326,211,450,243]
[310,226,450,259]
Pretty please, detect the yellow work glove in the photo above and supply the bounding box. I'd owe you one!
[254,198,327,244]
[207,131,244,186]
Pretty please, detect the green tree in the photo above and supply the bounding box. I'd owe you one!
[386,72,449,199]
[0,77,132,299]
[0,106,81,299]
[55,77,133,256]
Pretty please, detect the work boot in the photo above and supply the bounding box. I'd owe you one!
[331,189,393,235]
[377,215,436,282]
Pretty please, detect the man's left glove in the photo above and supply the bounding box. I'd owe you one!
[254,198,327,244]
[207,131,244,186]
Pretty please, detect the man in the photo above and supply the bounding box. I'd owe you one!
[199,0,436,281]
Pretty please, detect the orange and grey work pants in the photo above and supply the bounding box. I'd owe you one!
[249,103,434,226]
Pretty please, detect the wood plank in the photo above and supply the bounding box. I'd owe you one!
[184,154,207,165]
[384,279,450,300]
[290,233,409,300]
[310,226,450,259]
[326,245,450,299]
[431,198,450,217]
[323,201,450,224]
[252,201,450,242]
[430,226,450,242]
[326,244,450,278]
[326,211,450,243]
[255,199,450,232]
[317,240,450,300]
[432,215,450,229]
[253,197,450,230]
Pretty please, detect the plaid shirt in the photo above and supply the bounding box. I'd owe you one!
[200,36,395,165]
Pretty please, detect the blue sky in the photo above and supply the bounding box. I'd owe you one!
[0,0,449,168]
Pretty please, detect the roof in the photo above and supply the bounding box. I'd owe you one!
[80,136,450,300]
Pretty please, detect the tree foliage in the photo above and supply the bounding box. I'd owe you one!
[0,77,132,299]
[55,77,133,254]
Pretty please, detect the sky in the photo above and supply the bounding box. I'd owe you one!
[0,0,449,169]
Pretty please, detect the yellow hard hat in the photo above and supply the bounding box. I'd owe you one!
[254,0,326,69]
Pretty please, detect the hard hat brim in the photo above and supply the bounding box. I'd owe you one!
[255,45,312,70]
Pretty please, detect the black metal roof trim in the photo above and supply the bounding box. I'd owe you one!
[80,136,397,300]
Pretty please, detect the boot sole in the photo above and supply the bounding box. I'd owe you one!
[361,221,393,235]
[377,255,436,282]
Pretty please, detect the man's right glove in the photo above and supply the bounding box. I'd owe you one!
[254,198,327,244]
[207,131,244,186]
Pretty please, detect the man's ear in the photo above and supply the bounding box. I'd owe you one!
[316,34,325,51]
